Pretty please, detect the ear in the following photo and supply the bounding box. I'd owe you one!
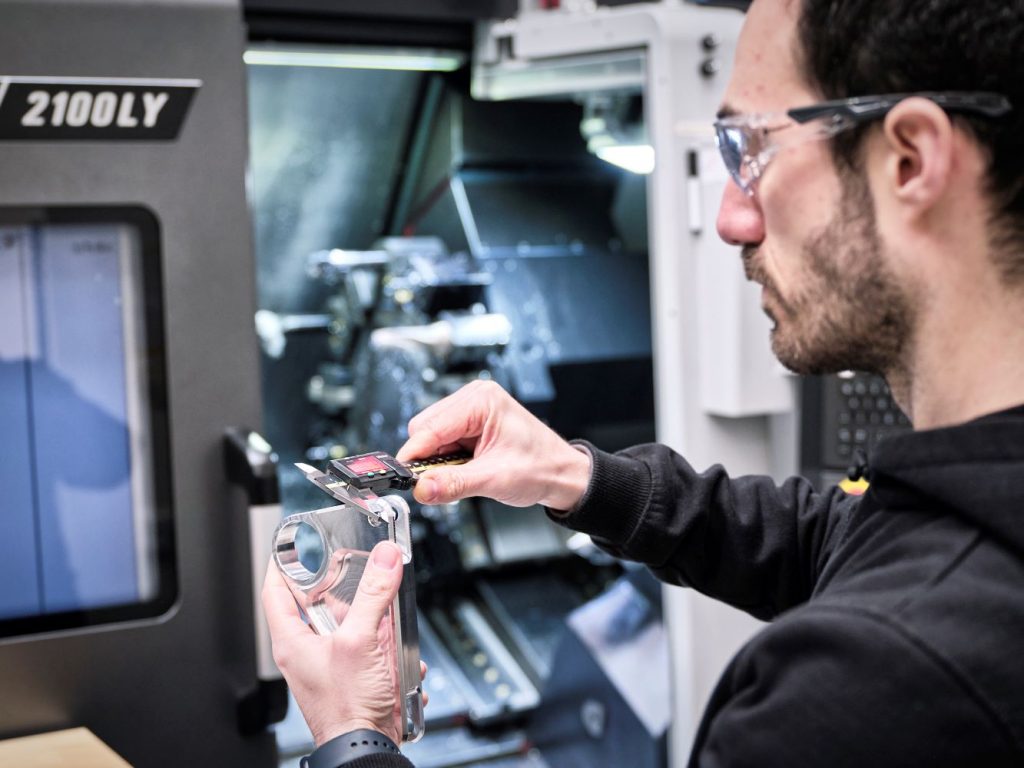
[879,97,955,213]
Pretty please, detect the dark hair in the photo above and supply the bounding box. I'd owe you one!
[796,0,1024,279]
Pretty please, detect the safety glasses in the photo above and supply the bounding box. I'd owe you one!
[713,91,1012,196]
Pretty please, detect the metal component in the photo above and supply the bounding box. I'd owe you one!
[580,699,607,739]
[701,33,720,52]
[307,248,391,280]
[273,472,424,742]
[254,310,333,359]
[295,462,374,517]
[429,600,541,725]
[369,314,512,361]
[307,371,356,413]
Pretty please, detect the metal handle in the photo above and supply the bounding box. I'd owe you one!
[224,427,288,734]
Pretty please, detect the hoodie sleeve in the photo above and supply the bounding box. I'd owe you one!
[549,441,860,620]
[691,606,1016,767]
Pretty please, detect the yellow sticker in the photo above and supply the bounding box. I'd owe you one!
[839,478,870,496]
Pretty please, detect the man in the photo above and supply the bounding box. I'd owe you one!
[263,0,1024,765]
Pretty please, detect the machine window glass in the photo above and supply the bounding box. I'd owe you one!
[0,207,175,637]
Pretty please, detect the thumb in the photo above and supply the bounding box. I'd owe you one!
[343,542,404,641]
[413,463,496,505]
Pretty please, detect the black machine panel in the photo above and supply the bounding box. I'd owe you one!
[0,1,276,765]
[801,372,912,487]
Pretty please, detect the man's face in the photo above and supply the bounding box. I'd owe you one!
[716,0,913,376]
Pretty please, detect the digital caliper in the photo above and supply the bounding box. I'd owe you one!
[294,450,472,525]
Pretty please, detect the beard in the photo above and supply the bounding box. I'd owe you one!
[744,169,913,377]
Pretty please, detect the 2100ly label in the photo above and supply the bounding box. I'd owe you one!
[0,77,201,141]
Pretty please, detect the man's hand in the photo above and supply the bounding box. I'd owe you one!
[396,380,591,511]
[262,541,419,746]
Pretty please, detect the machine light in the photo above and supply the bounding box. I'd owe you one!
[244,46,466,72]
[594,143,655,175]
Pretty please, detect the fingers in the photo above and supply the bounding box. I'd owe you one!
[420,660,428,680]
[343,542,405,641]
[398,411,481,464]
[413,462,500,505]
[396,429,460,465]
[397,380,503,462]
[262,557,313,642]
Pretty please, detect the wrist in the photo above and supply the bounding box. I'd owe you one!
[541,442,592,511]
[315,719,393,748]
[305,728,404,768]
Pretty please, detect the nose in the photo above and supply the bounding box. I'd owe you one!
[716,180,764,246]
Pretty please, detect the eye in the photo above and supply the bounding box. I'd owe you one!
[744,126,771,158]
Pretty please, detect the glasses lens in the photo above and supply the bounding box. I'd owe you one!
[715,124,751,193]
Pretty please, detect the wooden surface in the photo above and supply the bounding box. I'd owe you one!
[0,728,132,767]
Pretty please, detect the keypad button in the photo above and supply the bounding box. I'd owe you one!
[838,428,852,444]
[840,382,854,396]
[854,429,868,444]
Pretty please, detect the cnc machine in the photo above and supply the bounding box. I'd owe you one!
[0,2,897,767]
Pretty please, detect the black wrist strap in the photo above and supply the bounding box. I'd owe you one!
[301,729,403,768]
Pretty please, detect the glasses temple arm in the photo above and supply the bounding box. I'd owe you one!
[787,92,1013,126]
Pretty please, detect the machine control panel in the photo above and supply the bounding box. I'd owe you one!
[802,372,913,488]
[824,373,910,465]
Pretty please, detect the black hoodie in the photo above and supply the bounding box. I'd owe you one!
[555,404,1024,767]
[314,407,1024,768]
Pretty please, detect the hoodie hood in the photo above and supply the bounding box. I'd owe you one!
[868,404,1024,557]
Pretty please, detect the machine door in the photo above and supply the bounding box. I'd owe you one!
[0,2,275,765]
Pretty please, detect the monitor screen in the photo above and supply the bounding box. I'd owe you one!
[0,207,175,636]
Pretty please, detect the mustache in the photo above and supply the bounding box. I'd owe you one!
[741,246,790,316]
[741,246,768,286]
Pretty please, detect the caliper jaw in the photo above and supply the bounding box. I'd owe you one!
[294,462,397,525]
